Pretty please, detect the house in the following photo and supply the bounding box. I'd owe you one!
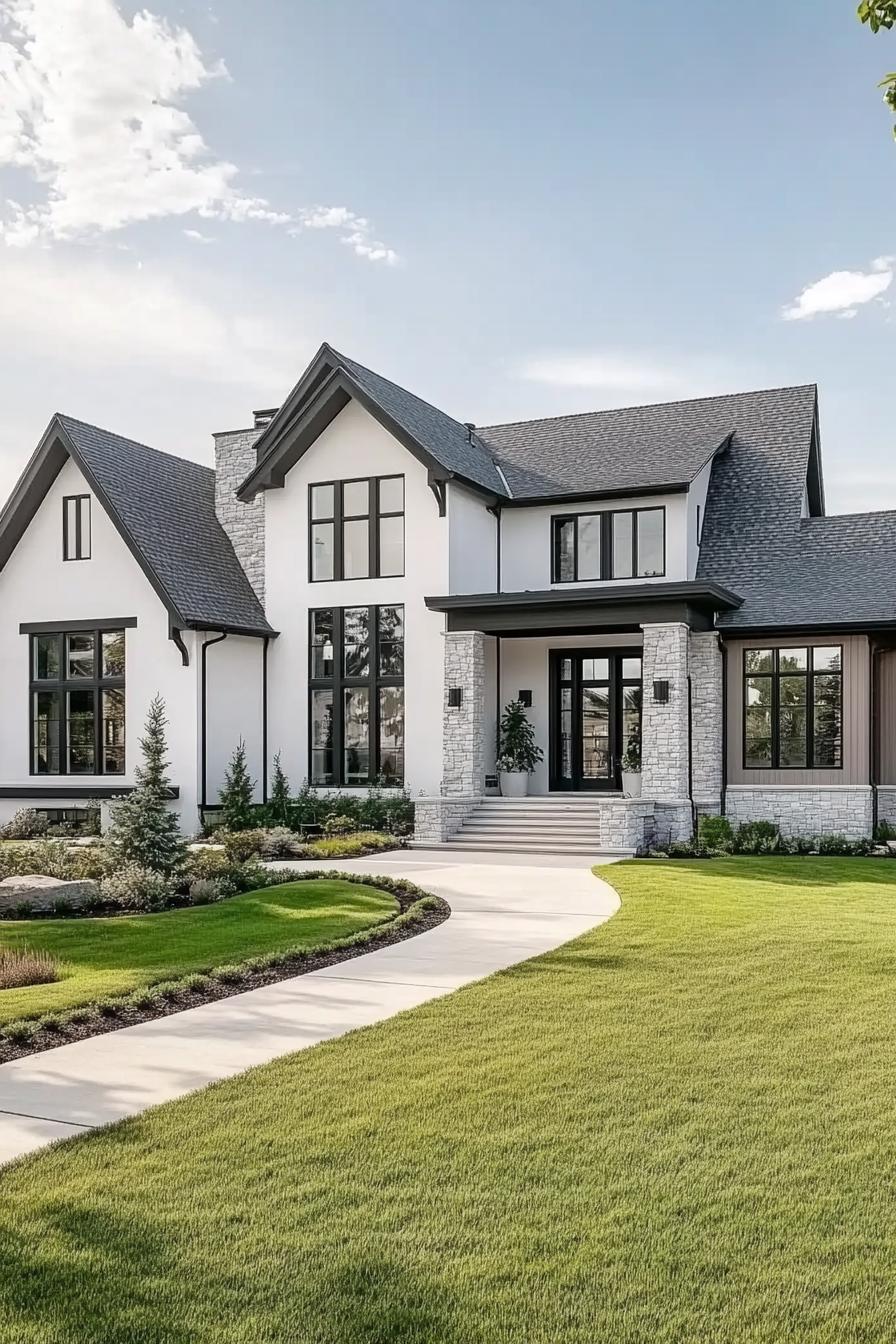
[0,342,894,853]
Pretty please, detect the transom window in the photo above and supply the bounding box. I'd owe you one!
[743,646,842,769]
[552,507,665,583]
[30,628,126,775]
[309,476,405,581]
[63,495,91,561]
[309,605,404,786]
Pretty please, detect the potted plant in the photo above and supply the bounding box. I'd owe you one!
[620,735,642,798]
[497,700,543,798]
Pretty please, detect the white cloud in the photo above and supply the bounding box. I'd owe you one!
[514,350,750,404]
[183,228,214,243]
[292,207,399,267]
[0,0,397,262]
[782,257,894,321]
[0,245,300,390]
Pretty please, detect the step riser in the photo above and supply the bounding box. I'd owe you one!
[460,828,600,839]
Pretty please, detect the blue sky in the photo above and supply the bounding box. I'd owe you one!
[0,0,894,511]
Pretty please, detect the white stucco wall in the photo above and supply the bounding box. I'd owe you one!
[0,457,202,828]
[686,458,713,578]
[447,483,497,593]
[500,490,690,592]
[202,633,265,806]
[497,631,643,795]
[264,398,450,797]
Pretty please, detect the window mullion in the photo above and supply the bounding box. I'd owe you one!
[334,607,345,785]
[807,668,816,768]
[335,483,344,582]
[370,477,379,578]
[371,604,380,783]
[573,517,579,582]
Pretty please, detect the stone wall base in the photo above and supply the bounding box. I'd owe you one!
[652,802,694,848]
[725,787,873,839]
[876,786,896,828]
[414,797,479,844]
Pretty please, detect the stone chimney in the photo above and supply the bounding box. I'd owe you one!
[213,408,275,604]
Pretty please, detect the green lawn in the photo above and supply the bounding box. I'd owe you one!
[2,858,896,1343]
[0,880,397,1022]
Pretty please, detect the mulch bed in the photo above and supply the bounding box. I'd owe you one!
[0,887,449,1064]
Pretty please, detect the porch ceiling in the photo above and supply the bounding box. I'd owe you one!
[425,580,742,635]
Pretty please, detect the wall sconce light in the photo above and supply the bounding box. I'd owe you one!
[518,690,533,708]
[653,679,670,704]
[447,687,463,708]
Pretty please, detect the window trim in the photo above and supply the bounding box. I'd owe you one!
[742,645,843,771]
[308,475,405,582]
[29,628,126,777]
[551,507,666,583]
[62,494,91,562]
[308,604,404,786]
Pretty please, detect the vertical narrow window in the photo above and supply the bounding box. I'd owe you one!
[577,514,601,580]
[611,512,634,579]
[310,483,335,582]
[377,476,405,576]
[342,480,370,579]
[309,605,404,785]
[29,627,126,775]
[63,495,91,560]
[636,509,665,577]
[743,646,841,770]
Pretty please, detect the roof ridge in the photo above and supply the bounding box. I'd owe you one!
[478,383,818,433]
[56,413,213,477]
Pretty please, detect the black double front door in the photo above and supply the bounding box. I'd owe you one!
[549,650,642,792]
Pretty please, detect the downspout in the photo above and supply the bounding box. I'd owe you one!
[200,632,228,810]
[262,635,270,804]
[687,674,696,837]
[870,637,881,836]
[719,635,728,816]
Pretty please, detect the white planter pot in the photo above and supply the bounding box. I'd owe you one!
[621,771,642,798]
[499,771,529,798]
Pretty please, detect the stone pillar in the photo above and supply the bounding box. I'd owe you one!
[688,631,723,815]
[441,630,487,796]
[641,623,692,841]
[213,425,266,603]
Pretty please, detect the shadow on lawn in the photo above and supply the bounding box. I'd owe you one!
[304,1259,466,1344]
[0,1199,199,1344]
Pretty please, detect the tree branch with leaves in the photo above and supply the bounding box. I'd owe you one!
[858,0,896,135]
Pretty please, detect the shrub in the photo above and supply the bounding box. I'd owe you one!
[221,829,266,862]
[183,972,212,994]
[219,741,256,831]
[259,827,306,859]
[323,814,356,837]
[100,863,173,912]
[188,878,224,905]
[874,818,896,844]
[266,752,292,826]
[666,839,700,859]
[697,815,734,852]
[184,849,243,896]
[0,808,49,841]
[0,945,61,989]
[211,963,244,984]
[818,832,872,856]
[731,821,785,855]
[105,695,186,876]
[789,834,818,856]
[2,1019,37,1043]
[307,837,366,859]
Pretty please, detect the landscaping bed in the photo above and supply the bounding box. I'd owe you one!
[0,873,448,1062]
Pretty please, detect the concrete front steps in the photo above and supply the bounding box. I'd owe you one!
[411,797,636,858]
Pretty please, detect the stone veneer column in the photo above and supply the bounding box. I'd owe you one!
[213,426,266,603]
[688,631,723,814]
[441,630,487,796]
[640,624,691,839]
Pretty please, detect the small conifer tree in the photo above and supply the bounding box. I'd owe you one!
[219,739,256,831]
[105,695,186,875]
[267,751,292,826]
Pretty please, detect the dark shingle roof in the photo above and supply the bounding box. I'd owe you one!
[330,349,508,495]
[57,416,272,635]
[479,399,738,499]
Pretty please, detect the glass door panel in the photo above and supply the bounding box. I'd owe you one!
[581,686,611,783]
[550,649,643,792]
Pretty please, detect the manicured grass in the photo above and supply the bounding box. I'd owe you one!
[0,881,397,1023]
[2,858,896,1342]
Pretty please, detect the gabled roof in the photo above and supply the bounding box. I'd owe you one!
[0,415,273,637]
[240,343,508,500]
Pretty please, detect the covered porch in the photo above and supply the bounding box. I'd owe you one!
[417,581,741,854]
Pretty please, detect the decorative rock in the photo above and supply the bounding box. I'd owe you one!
[0,874,101,913]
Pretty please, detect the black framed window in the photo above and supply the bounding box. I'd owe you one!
[743,646,842,769]
[309,605,404,785]
[551,507,665,582]
[30,628,126,775]
[309,476,405,581]
[63,495,91,561]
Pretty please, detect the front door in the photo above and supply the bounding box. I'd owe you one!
[549,650,642,791]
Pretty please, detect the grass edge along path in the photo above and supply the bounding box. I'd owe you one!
[2,857,896,1343]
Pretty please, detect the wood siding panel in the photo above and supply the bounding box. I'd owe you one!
[725,634,869,786]
[877,650,896,785]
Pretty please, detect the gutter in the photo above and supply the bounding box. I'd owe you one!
[719,634,728,817]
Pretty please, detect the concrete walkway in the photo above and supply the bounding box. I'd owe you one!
[0,850,620,1167]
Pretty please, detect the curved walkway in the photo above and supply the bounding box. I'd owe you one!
[0,850,620,1167]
